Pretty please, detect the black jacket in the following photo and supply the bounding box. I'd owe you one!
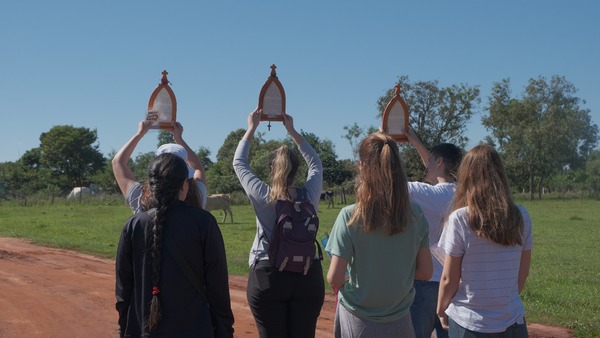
[116,202,234,337]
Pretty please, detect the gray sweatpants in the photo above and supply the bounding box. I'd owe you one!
[334,301,416,338]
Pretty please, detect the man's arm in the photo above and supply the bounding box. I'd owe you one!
[406,126,430,168]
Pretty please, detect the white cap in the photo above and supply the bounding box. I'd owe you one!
[156,143,195,179]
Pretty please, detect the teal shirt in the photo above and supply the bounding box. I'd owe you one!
[326,203,429,323]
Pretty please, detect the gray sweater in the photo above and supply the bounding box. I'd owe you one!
[233,139,323,266]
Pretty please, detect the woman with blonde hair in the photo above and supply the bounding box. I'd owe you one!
[233,109,324,338]
[437,144,533,337]
[326,133,433,338]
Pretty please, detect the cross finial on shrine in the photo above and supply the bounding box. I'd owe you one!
[161,70,169,84]
[270,64,277,77]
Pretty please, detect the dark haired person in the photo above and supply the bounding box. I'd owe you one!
[116,153,234,337]
[233,108,324,338]
[437,145,532,337]
[406,128,463,338]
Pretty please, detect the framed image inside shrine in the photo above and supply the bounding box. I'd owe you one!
[381,84,409,142]
[147,70,177,130]
[258,64,286,122]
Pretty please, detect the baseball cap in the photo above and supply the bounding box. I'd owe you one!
[156,143,195,179]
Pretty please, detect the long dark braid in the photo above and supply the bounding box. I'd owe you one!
[145,153,188,332]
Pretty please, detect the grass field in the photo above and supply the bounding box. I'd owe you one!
[0,196,598,337]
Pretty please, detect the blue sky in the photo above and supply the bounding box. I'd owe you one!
[1,1,598,163]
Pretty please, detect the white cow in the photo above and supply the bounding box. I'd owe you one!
[205,194,233,223]
[67,187,92,199]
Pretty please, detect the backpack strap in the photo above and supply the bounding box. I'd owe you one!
[290,189,324,262]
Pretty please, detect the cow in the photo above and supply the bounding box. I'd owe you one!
[205,194,233,223]
[320,190,334,208]
[67,187,92,199]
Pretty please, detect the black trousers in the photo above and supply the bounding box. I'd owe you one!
[247,260,325,338]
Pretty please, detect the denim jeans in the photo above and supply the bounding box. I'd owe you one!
[410,280,448,338]
[448,317,528,338]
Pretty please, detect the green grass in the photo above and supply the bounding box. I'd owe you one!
[517,199,600,337]
[0,196,598,337]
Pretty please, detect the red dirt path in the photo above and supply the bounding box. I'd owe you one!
[0,237,572,337]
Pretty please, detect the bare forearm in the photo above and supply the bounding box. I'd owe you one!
[174,137,206,182]
[414,247,433,281]
[112,132,144,196]
[518,250,531,293]
[326,255,348,291]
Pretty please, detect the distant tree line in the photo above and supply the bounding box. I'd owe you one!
[0,75,597,201]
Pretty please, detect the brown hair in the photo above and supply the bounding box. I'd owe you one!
[348,133,413,235]
[142,178,201,209]
[268,145,300,202]
[451,145,523,246]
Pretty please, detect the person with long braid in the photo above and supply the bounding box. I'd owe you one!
[116,153,234,337]
[326,133,432,338]
[233,108,324,338]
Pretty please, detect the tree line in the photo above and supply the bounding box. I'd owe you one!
[1,75,598,201]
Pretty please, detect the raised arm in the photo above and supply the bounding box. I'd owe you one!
[171,121,206,186]
[281,112,304,145]
[112,119,153,197]
[243,108,261,141]
[406,126,430,168]
[283,112,323,204]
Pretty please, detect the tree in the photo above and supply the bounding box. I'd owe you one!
[302,130,353,188]
[157,129,174,147]
[376,76,480,180]
[39,125,105,191]
[482,76,599,200]
[92,150,120,194]
[342,123,363,160]
[197,146,214,170]
[585,150,600,198]
[131,152,155,182]
[205,129,265,194]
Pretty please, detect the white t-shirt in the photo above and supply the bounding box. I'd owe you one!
[438,205,533,333]
[408,181,455,281]
[125,180,208,213]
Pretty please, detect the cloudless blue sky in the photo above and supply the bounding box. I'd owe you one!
[1,1,598,164]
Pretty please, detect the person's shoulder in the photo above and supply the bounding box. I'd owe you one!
[449,206,468,219]
[340,204,356,215]
[516,205,532,224]
[409,200,425,214]
[123,210,152,229]
[180,204,214,218]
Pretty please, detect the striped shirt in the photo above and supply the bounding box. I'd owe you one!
[438,206,533,333]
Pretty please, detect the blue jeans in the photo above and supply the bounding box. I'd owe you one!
[410,280,448,338]
[448,317,528,338]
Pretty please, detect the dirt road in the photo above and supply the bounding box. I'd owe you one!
[0,237,571,337]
